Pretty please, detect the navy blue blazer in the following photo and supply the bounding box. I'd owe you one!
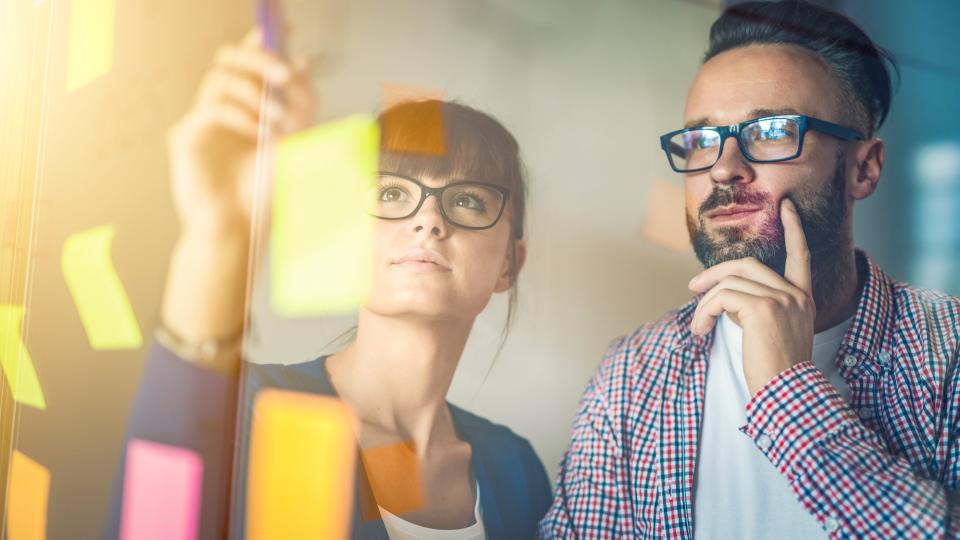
[104,343,552,539]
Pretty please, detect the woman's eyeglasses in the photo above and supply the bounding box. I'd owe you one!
[367,173,510,230]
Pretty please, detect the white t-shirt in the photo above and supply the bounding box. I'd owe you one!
[379,483,485,540]
[693,313,853,539]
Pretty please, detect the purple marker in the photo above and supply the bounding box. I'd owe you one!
[256,0,285,56]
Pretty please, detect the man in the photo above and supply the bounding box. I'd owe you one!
[540,1,959,538]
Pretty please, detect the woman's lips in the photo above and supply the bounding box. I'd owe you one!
[391,249,452,272]
[393,260,452,273]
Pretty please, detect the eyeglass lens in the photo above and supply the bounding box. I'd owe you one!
[667,116,802,171]
[366,174,506,229]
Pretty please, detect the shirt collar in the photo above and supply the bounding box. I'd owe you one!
[841,249,894,363]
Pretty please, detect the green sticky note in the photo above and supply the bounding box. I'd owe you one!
[0,305,46,410]
[271,114,379,316]
[66,0,116,91]
[62,225,143,350]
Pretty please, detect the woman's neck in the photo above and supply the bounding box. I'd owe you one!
[327,309,474,455]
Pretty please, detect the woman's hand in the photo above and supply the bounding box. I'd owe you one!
[161,28,317,346]
[167,28,316,237]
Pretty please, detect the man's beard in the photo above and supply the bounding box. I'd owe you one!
[686,156,848,278]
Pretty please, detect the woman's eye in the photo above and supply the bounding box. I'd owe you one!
[451,193,486,211]
[379,187,406,202]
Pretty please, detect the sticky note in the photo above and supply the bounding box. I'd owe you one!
[379,85,446,156]
[0,305,46,410]
[246,389,356,540]
[66,0,116,91]
[62,225,142,350]
[642,179,691,252]
[270,115,379,316]
[359,442,424,521]
[381,82,444,109]
[119,439,203,540]
[5,450,50,540]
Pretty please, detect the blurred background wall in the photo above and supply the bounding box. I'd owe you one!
[1,0,957,537]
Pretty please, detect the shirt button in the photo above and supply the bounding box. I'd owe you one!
[757,434,773,451]
[824,516,840,533]
[858,407,873,420]
[843,355,858,368]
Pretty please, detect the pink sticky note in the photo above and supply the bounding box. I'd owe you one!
[119,439,203,540]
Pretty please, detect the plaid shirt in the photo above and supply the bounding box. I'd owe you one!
[539,251,960,539]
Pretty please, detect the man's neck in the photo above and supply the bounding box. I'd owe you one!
[810,248,862,333]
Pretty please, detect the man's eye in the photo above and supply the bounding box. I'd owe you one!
[760,128,788,140]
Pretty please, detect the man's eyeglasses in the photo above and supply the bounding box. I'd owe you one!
[659,115,865,173]
[367,173,510,230]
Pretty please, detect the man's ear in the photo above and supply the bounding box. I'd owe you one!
[849,138,884,201]
[494,239,527,293]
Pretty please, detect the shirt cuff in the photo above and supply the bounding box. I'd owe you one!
[739,361,859,477]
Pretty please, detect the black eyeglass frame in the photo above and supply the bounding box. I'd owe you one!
[659,114,866,173]
[370,172,511,231]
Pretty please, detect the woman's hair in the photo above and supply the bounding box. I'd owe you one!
[325,100,528,364]
[704,0,898,137]
[378,99,527,242]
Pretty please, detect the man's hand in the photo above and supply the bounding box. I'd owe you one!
[688,198,816,396]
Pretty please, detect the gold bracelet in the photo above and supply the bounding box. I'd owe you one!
[154,323,243,374]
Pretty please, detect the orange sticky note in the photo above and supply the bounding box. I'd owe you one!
[246,390,356,540]
[5,450,50,540]
[0,304,46,410]
[381,82,444,109]
[359,442,424,521]
[380,84,446,156]
[642,179,691,252]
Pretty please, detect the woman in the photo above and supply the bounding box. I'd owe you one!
[106,29,550,539]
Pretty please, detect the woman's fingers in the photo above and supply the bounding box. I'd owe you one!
[214,40,291,86]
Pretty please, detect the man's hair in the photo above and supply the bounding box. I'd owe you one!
[704,0,897,137]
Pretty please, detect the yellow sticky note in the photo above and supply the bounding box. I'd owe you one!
[246,390,356,540]
[66,0,116,91]
[0,305,46,410]
[62,225,142,350]
[5,450,50,540]
[270,114,379,316]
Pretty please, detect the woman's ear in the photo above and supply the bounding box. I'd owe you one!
[494,239,527,293]
[849,138,884,201]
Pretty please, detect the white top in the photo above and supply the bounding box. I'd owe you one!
[379,483,485,540]
[694,313,854,539]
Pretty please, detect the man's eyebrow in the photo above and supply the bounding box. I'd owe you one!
[684,117,710,129]
[747,107,802,119]
[682,107,803,129]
